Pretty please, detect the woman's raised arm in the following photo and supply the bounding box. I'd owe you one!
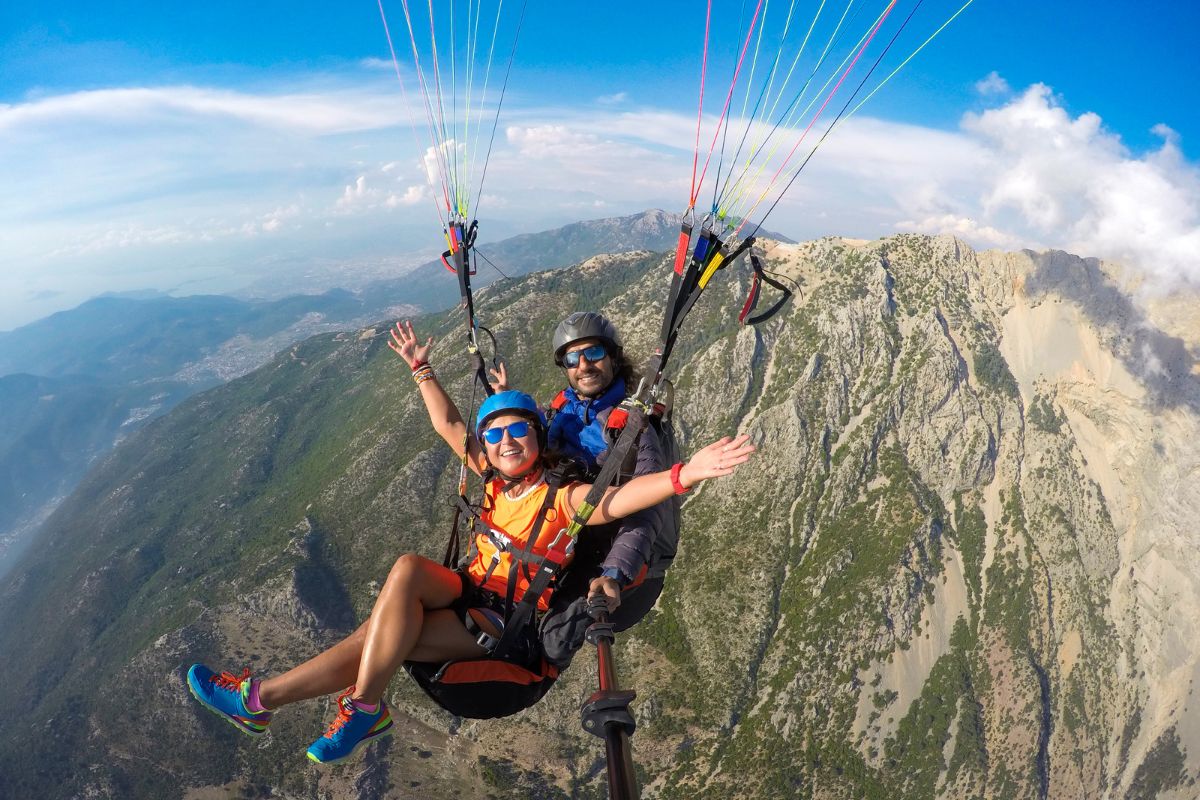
[388,321,487,474]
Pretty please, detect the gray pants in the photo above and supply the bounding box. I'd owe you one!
[539,575,665,667]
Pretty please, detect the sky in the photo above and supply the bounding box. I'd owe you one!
[2,0,1198,330]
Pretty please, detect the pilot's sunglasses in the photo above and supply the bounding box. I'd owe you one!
[481,420,532,445]
[563,344,608,369]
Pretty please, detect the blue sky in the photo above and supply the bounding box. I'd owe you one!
[2,1,1198,329]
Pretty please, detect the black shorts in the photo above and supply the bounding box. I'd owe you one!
[450,571,541,667]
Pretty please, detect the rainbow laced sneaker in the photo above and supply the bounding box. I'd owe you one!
[305,688,393,764]
[186,664,273,736]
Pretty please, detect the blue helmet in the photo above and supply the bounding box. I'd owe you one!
[475,390,547,439]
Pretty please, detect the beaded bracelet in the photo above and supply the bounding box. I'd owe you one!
[412,365,435,385]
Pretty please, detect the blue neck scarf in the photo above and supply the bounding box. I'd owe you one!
[547,378,626,469]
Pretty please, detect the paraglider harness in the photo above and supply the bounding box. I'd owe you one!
[405,217,572,718]
[403,399,678,721]
[405,458,582,719]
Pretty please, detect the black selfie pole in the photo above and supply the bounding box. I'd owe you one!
[580,596,638,799]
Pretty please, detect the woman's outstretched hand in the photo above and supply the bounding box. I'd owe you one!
[388,321,433,369]
[678,434,756,488]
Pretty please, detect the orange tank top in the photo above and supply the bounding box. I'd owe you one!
[466,477,576,612]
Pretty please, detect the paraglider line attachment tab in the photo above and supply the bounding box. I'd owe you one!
[585,621,616,647]
[581,690,637,739]
[586,595,612,621]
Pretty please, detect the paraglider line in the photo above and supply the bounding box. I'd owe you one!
[745,0,925,238]
[688,0,714,209]
[378,0,450,227]
[474,0,527,217]
[693,0,765,208]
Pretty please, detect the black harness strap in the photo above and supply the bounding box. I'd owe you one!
[482,465,571,659]
[493,398,649,660]
[501,473,562,621]
[739,250,793,325]
[661,236,756,369]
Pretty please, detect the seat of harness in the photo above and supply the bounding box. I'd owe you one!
[450,571,541,667]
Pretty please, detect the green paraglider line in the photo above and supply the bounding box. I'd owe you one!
[421,0,456,212]
[844,0,977,120]
[393,0,455,217]
[473,0,527,217]
[720,0,885,219]
[716,0,854,216]
[711,0,812,216]
[739,0,901,224]
[687,0,714,209]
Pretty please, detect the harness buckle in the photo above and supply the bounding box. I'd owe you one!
[476,631,499,652]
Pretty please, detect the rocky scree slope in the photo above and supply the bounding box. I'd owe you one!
[0,236,1197,799]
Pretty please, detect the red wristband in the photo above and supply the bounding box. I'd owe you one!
[670,462,690,495]
[410,360,429,372]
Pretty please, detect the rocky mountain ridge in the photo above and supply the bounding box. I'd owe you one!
[0,234,1196,799]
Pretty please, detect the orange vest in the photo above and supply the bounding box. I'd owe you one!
[466,477,575,612]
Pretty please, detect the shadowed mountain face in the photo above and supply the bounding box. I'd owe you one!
[0,236,1197,799]
[0,373,195,575]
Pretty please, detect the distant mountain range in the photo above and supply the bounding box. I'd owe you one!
[2,235,1197,797]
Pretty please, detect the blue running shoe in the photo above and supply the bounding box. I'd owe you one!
[186,664,273,736]
[306,688,393,764]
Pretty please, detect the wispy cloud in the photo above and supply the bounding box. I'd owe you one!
[0,85,401,134]
[975,71,1010,96]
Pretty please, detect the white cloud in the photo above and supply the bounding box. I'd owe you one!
[386,185,426,207]
[0,85,400,135]
[962,84,1200,285]
[336,168,432,214]
[259,205,301,233]
[975,71,1010,96]
[898,213,1025,249]
[597,92,628,105]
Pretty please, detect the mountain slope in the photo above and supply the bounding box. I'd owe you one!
[0,236,1197,799]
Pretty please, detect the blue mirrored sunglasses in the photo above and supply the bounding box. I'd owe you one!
[563,343,608,369]
[480,420,532,445]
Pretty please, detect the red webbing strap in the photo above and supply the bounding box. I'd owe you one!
[672,222,693,276]
[738,271,762,325]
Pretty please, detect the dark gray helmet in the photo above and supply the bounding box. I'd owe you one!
[552,312,623,366]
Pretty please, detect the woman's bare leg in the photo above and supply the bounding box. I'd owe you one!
[353,553,484,703]
[257,620,369,709]
[254,553,485,709]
